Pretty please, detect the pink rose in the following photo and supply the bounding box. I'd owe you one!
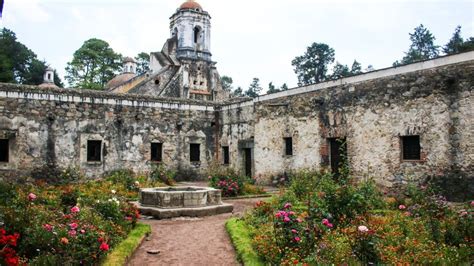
[68,230,77,237]
[296,218,303,223]
[471,201,474,207]
[71,206,80,213]
[69,223,78,230]
[460,211,468,217]
[291,229,298,234]
[283,216,291,223]
[358,225,369,232]
[398,205,406,210]
[28,193,37,201]
[80,229,86,234]
[322,219,329,225]
[326,223,333,228]
[43,224,53,232]
[294,237,301,242]
[284,203,292,209]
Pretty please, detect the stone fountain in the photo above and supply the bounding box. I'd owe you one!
[136,187,233,219]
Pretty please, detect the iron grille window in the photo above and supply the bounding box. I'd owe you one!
[402,136,421,160]
[0,139,8,163]
[222,146,229,165]
[151,143,163,162]
[190,143,200,162]
[87,140,102,162]
[284,137,293,156]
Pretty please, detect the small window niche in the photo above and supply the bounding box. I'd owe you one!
[151,143,163,162]
[401,135,421,161]
[190,143,200,162]
[222,146,230,165]
[0,139,9,163]
[284,137,293,156]
[87,140,102,162]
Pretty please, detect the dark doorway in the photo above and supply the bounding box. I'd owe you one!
[243,148,252,177]
[329,138,347,176]
[0,139,8,162]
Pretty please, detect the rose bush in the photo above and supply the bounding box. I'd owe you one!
[0,169,154,265]
[241,170,473,264]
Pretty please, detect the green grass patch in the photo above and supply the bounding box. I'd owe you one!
[102,223,152,266]
[226,218,265,266]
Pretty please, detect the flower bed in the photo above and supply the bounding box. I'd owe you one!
[233,170,474,264]
[0,169,164,265]
[207,167,265,197]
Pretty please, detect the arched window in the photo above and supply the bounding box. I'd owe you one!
[47,73,51,80]
[194,26,201,44]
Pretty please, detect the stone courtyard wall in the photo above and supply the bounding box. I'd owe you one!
[220,52,474,186]
[0,85,217,179]
[0,52,473,185]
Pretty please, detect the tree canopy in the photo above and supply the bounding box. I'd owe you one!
[135,52,150,75]
[291,43,335,86]
[0,28,63,87]
[244,78,263,98]
[443,26,474,55]
[65,38,122,90]
[221,75,234,92]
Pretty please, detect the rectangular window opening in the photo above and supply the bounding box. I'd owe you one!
[190,143,201,162]
[0,139,9,163]
[402,135,421,161]
[222,146,230,165]
[87,140,102,162]
[284,137,293,156]
[151,143,163,162]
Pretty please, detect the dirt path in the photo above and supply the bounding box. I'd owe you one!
[127,197,264,266]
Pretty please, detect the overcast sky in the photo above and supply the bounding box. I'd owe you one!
[1,0,473,90]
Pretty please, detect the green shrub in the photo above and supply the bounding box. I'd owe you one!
[149,164,176,186]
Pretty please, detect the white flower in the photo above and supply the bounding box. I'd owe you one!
[111,190,116,194]
[358,225,369,232]
[135,181,140,186]
[96,200,100,203]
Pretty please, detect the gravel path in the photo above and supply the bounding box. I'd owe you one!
[127,197,264,266]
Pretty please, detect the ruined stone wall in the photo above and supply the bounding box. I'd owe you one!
[0,85,216,179]
[220,54,474,186]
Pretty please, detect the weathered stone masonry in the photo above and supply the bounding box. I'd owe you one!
[0,52,473,185]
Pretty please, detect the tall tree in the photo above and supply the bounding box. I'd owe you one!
[443,26,474,55]
[350,60,362,75]
[400,24,439,64]
[291,43,335,86]
[0,28,63,86]
[221,75,233,92]
[330,62,350,80]
[267,82,279,94]
[65,38,122,90]
[244,78,262,98]
[135,52,150,75]
[232,86,243,97]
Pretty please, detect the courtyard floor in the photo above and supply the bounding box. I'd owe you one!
[127,196,265,266]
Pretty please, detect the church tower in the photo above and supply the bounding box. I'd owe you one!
[170,0,212,62]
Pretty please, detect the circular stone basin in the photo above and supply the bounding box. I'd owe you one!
[139,186,223,209]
